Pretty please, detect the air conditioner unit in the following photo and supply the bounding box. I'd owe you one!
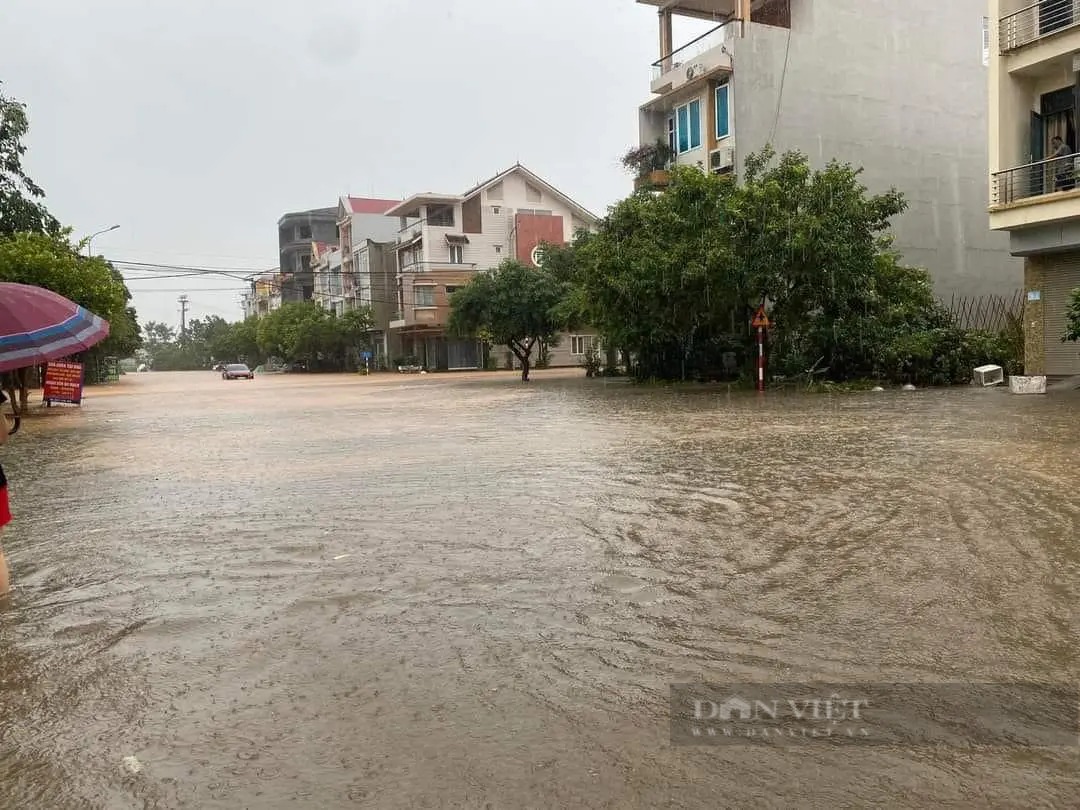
[686,63,705,80]
[710,147,734,172]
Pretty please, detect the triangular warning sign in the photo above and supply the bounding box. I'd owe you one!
[751,305,770,328]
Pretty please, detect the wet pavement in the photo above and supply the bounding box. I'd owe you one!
[1,369,1079,808]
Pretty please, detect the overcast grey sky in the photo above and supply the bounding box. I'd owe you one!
[2,0,710,330]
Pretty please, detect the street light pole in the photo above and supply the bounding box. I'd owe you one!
[85,224,120,257]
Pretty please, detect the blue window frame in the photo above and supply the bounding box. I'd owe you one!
[675,99,702,154]
[715,83,730,140]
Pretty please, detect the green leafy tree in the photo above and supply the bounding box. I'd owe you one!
[0,83,59,237]
[141,303,374,373]
[558,145,1017,384]
[142,321,176,349]
[563,164,741,380]
[727,146,908,378]
[448,259,566,382]
[0,231,138,404]
[103,305,143,359]
[0,231,130,321]
[207,315,262,365]
[1066,287,1080,343]
[255,301,366,370]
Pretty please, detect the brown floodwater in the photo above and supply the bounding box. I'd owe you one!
[1,369,1079,808]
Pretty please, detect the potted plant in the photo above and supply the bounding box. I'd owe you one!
[622,140,674,190]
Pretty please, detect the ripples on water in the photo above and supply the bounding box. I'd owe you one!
[1,373,1079,808]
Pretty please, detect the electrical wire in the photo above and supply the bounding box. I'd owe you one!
[114,256,488,317]
[768,26,793,145]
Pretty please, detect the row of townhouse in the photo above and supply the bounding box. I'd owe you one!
[254,163,603,372]
[247,0,1080,380]
[987,0,1080,378]
[242,271,283,319]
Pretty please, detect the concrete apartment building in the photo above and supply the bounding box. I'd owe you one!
[988,0,1080,377]
[385,164,598,371]
[336,196,401,312]
[242,272,283,319]
[348,239,398,367]
[311,241,344,315]
[277,207,338,302]
[636,0,1019,301]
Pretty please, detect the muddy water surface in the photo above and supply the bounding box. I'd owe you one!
[1,371,1079,808]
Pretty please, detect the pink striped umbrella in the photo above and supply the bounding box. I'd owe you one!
[0,282,110,374]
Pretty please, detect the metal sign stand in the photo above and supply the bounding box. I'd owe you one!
[751,305,770,393]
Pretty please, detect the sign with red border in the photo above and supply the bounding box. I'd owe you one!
[43,361,84,405]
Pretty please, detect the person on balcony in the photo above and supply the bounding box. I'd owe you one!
[1051,136,1074,192]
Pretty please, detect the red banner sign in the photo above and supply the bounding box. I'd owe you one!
[43,361,85,405]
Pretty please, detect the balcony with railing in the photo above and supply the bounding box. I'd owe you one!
[389,306,447,330]
[999,1,1080,54]
[651,20,735,94]
[396,222,423,244]
[991,154,1080,206]
[398,260,479,274]
[988,154,1080,228]
[394,208,455,244]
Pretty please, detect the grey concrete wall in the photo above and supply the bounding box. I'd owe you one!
[276,208,339,302]
[368,240,396,332]
[731,0,1020,299]
[1010,220,1080,255]
[352,212,399,244]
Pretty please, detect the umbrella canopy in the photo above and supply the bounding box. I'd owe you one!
[0,282,110,374]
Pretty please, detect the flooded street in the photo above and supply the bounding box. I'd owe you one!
[1,370,1079,808]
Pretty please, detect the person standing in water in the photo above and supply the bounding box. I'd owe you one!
[0,392,11,596]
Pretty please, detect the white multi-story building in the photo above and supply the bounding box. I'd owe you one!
[988,0,1080,377]
[383,163,598,370]
[243,272,284,319]
[336,196,401,311]
[635,0,1019,303]
[311,242,344,315]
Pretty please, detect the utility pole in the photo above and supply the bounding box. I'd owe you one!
[178,295,189,337]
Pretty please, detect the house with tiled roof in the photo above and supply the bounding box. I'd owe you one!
[385,163,599,371]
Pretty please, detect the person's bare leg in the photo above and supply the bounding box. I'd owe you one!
[0,540,8,597]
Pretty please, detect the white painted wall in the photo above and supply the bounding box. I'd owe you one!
[409,169,591,269]
[349,211,399,244]
[730,0,1018,299]
[640,84,717,170]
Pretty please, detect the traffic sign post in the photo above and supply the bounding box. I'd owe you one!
[750,305,770,393]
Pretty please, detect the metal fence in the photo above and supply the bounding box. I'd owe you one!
[941,291,1025,332]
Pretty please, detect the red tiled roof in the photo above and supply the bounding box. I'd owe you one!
[347,197,400,215]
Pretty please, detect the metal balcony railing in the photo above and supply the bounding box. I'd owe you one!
[395,213,455,242]
[999,1,1079,53]
[651,19,733,81]
[398,261,478,273]
[991,154,1080,204]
